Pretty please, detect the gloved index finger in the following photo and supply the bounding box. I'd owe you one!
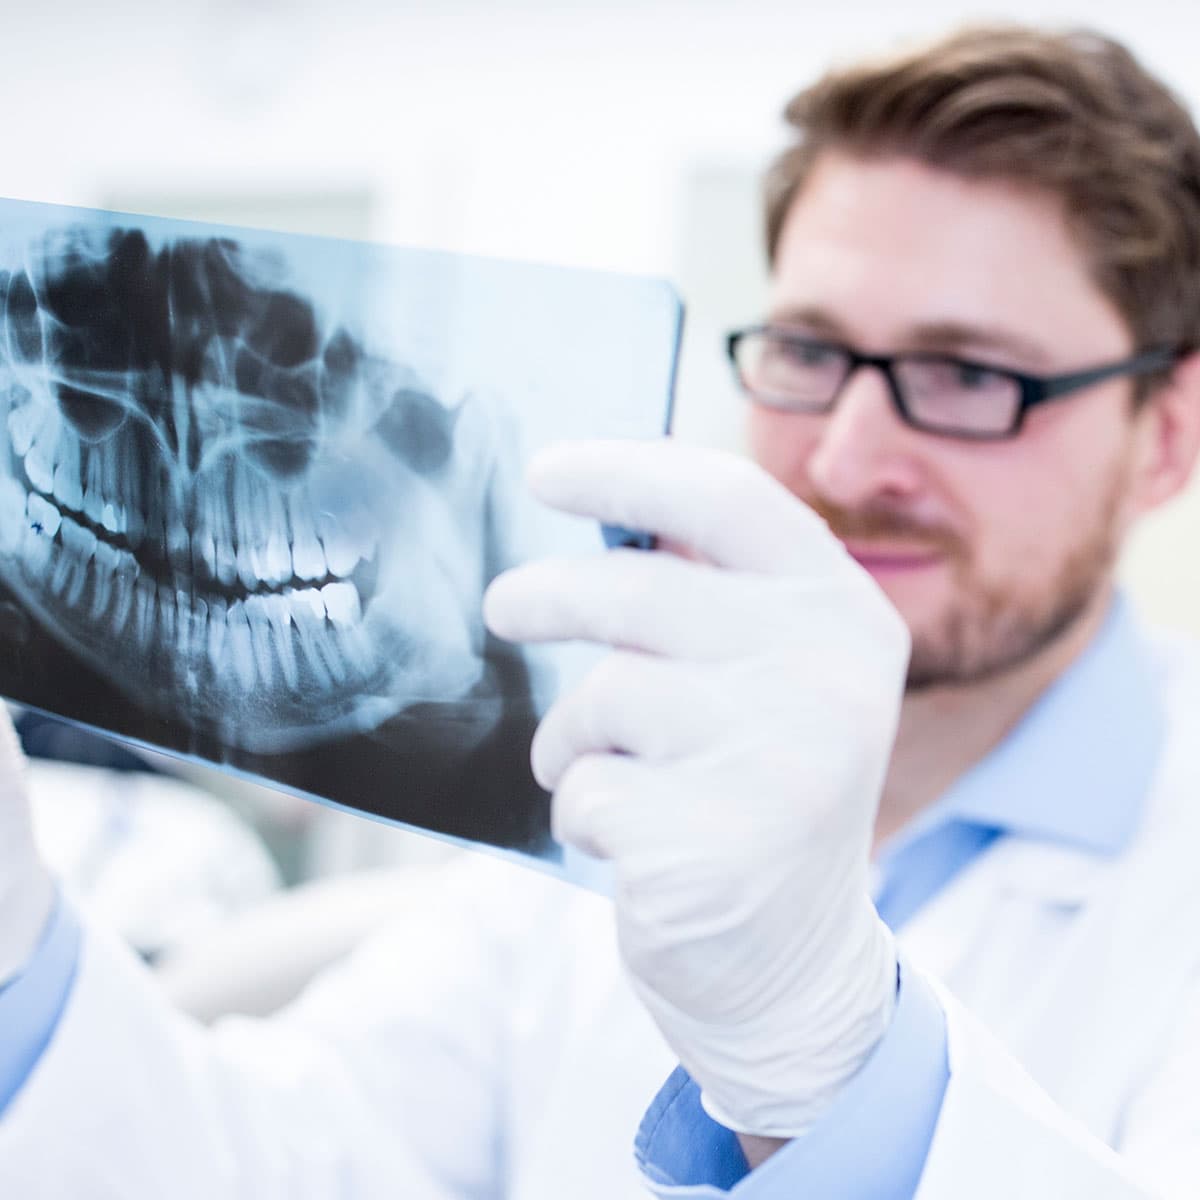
[484,551,781,660]
[528,439,844,576]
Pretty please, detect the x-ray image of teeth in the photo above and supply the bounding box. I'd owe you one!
[0,199,681,868]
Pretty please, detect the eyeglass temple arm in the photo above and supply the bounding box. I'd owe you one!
[1037,348,1180,400]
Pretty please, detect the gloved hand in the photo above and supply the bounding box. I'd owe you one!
[484,440,911,1138]
[0,709,56,988]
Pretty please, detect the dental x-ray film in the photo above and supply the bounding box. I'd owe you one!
[0,199,681,873]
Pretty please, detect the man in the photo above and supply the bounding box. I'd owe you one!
[3,22,1200,1198]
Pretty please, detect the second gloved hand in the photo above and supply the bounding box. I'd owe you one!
[484,440,911,1138]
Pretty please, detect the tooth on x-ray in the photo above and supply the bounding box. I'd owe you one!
[0,199,681,865]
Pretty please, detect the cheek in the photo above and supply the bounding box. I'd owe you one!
[746,407,822,494]
[962,409,1131,577]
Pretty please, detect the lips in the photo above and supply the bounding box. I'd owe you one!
[843,543,943,572]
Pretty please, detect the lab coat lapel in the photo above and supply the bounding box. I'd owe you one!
[897,836,1113,983]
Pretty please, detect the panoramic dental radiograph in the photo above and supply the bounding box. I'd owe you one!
[0,201,681,865]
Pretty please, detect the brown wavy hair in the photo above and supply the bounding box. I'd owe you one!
[765,26,1200,360]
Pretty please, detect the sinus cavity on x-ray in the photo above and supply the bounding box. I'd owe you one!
[0,200,682,869]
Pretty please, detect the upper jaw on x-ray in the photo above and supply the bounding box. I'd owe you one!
[0,225,523,754]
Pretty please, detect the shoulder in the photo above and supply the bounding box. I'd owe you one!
[1142,628,1200,803]
[1109,627,1200,911]
[1144,627,1200,714]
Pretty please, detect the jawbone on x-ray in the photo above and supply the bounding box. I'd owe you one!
[3,232,508,751]
[0,200,681,867]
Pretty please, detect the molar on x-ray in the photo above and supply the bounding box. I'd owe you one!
[0,200,681,865]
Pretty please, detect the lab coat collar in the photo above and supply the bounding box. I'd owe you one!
[903,592,1164,860]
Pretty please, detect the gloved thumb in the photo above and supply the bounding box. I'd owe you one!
[0,707,27,773]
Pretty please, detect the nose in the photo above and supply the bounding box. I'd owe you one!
[805,364,926,510]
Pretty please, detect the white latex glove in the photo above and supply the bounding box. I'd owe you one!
[484,440,911,1137]
[0,709,56,987]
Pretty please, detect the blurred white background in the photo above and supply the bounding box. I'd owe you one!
[1,0,1195,627]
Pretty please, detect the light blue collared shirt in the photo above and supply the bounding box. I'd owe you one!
[635,594,1164,1197]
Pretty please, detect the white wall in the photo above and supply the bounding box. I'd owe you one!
[4,0,1199,629]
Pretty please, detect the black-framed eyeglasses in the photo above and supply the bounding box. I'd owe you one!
[726,325,1182,440]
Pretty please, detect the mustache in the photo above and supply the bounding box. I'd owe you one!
[809,500,966,557]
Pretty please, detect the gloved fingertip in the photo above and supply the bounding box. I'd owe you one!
[525,441,582,500]
[531,757,557,794]
[529,724,561,793]
[481,572,522,640]
[0,709,25,767]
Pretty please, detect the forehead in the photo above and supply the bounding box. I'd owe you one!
[770,151,1131,361]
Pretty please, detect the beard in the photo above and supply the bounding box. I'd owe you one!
[811,465,1128,693]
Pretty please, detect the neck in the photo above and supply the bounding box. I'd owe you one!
[874,586,1115,850]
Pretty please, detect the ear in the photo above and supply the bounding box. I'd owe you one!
[1130,350,1200,515]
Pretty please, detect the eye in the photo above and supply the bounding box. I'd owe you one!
[952,362,1008,391]
[775,338,840,368]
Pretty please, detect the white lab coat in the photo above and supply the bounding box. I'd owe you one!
[3,635,1200,1199]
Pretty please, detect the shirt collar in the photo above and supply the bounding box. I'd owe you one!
[895,592,1164,858]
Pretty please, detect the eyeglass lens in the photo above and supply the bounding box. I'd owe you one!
[735,331,1022,435]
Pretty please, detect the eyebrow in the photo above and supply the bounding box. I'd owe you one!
[766,306,1055,368]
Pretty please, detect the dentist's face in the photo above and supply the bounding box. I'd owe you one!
[750,152,1160,689]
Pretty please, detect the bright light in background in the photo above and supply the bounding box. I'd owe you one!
[1,0,1198,630]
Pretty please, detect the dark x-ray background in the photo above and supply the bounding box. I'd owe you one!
[1,594,552,856]
[0,200,681,869]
